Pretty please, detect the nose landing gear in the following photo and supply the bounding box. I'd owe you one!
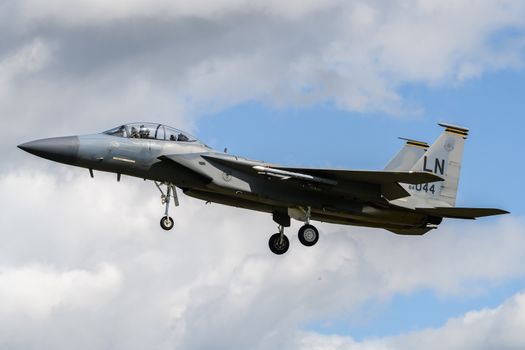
[155,182,179,231]
[160,216,174,230]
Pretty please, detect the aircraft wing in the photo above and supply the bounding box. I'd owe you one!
[274,166,442,185]
[201,154,443,200]
[158,154,213,184]
[267,166,442,200]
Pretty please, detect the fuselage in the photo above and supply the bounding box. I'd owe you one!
[19,130,435,234]
[18,122,509,254]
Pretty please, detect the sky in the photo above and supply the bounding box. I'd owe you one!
[1,0,525,349]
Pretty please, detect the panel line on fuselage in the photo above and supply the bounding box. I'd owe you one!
[112,156,136,163]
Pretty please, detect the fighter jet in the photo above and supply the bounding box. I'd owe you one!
[18,122,508,255]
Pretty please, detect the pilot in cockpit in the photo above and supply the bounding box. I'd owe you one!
[139,125,150,138]
[130,126,139,138]
[177,133,189,142]
[117,125,126,137]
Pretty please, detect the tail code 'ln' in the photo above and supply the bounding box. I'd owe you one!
[403,123,469,208]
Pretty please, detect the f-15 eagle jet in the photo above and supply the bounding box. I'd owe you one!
[18,122,508,255]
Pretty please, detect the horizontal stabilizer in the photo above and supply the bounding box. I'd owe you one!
[416,207,509,219]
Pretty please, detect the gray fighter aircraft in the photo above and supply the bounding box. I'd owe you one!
[18,122,508,255]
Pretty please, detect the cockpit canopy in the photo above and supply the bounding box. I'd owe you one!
[103,123,199,143]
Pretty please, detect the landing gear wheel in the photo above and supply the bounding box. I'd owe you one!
[268,233,290,255]
[160,216,174,231]
[298,224,319,246]
[155,182,179,231]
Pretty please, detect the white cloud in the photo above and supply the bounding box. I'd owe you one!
[0,168,523,349]
[0,39,51,79]
[1,1,524,347]
[0,38,52,105]
[16,0,339,23]
[0,263,121,320]
[294,291,525,350]
[0,0,524,154]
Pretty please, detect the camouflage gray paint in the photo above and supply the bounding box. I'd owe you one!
[18,122,508,254]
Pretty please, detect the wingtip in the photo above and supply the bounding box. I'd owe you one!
[429,173,445,182]
[488,208,510,215]
[409,171,445,182]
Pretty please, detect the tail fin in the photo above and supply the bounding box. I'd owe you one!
[384,138,429,171]
[399,123,468,208]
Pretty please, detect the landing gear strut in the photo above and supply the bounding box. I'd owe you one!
[269,212,291,255]
[155,182,179,231]
[297,206,319,247]
[267,208,320,254]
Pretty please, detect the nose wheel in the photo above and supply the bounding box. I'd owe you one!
[160,216,174,230]
[155,182,179,231]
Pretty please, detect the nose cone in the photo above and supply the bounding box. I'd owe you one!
[18,136,79,164]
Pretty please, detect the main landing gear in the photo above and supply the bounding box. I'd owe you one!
[298,224,319,247]
[155,182,179,231]
[297,206,319,247]
[269,207,320,255]
[268,225,290,255]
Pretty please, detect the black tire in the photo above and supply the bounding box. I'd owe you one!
[268,233,290,255]
[298,224,319,247]
[160,216,174,230]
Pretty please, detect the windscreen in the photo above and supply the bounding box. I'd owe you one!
[103,123,200,143]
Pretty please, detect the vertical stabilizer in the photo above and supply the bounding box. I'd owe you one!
[393,123,469,208]
[384,138,428,171]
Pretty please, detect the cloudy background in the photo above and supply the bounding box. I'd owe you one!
[1,0,525,349]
